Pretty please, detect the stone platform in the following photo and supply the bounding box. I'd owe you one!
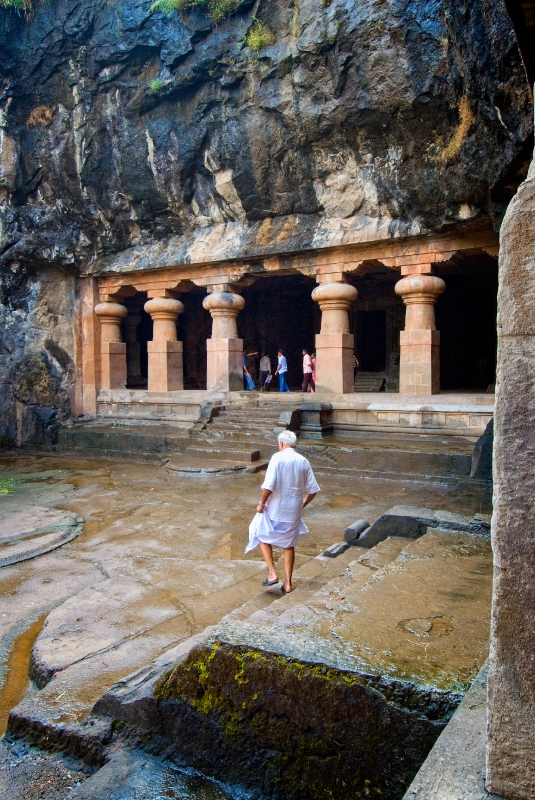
[6,501,492,799]
[57,392,492,484]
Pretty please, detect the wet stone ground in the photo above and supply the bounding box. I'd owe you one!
[0,454,492,798]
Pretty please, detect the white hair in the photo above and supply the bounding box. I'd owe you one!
[278,430,297,447]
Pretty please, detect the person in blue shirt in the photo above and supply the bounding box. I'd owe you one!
[275,349,290,392]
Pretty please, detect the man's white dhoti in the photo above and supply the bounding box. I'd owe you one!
[245,447,320,553]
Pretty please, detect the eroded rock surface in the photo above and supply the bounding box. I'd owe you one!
[0,0,532,441]
[73,527,493,800]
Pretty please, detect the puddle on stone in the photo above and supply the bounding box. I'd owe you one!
[0,613,47,735]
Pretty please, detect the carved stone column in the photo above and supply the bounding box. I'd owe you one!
[311,281,358,394]
[395,271,446,395]
[124,312,143,388]
[144,296,184,392]
[203,290,245,392]
[94,301,128,390]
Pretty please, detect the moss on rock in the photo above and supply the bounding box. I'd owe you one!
[152,640,458,799]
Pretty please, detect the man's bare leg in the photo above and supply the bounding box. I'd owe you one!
[283,547,295,592]
[259,542,278,583]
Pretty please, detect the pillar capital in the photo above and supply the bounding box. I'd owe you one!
[203,291,245,339]
[94,301,128,341]
[144,296,184,340]
[311,282,358,335]
[395,274,445,303]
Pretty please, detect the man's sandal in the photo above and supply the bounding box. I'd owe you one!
[262,578,279,586]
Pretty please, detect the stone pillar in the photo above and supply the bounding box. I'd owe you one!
[124,312,143,387]
[487,157,535,799]
[394,270,445,396]
[144,296,184,392]
[203,290,245,392]
[94,301,128,390]
[311,280,358,394]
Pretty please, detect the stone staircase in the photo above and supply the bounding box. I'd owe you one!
[353,371,388,391]
[87,522,493,800]
[164,399,296,475]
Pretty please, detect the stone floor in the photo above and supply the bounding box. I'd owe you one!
[0,453,493,797]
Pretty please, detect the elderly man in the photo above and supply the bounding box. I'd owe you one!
[245,430,320,593]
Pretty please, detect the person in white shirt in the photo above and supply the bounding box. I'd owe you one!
[245,430,320,593]
[259,353,271,391]
[301,348,315,393]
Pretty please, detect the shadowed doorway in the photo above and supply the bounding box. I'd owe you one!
[238,274,319,390]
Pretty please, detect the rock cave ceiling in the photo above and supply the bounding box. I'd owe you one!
[0,0,532,282]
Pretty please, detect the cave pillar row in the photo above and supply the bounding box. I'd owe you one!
[395,264,446,396]
[311,276,358,394]
[144,292,184,392]
[203,287,245,392]
[94,300,128,391]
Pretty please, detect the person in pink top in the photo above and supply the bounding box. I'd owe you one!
[301,349,315,393]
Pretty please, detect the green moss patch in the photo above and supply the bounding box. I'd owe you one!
[150,0,241,24]
[152,640,459,799]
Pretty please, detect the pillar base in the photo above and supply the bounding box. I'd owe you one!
[147,340,183,392]
[101,342,127,391]
[207,338,243,392]
[399,329,440,395]
[315,333,355,394]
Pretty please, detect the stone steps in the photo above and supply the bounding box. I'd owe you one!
[353,371,388,392]
[185,445,261,462]
[82,521,493,800]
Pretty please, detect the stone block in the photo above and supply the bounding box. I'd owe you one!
[470,419,493,482]
[356,505,490,549]
[299,403,333,439]
[314,332,354,394]
[101,341,127,390]
[147,340,183,392]
[344,519,370,544]
[322,542,350,557]
[206,337,243,392]
[277,409,302,431]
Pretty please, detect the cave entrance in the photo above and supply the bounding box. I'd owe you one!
[238,274,319,390]
[123,292,151,389]
[435,256,498,392]
[356,310,387,372]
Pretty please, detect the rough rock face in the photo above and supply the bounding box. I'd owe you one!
[0,0,532,442]
[91,639,460,800]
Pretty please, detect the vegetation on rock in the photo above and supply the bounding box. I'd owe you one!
[245,21,275,52]
[0,0,32,10]
[442,97,476,162]
[150,78,164,92]
[27,105,54,126]
[12,352,69,410]
[150,0,240,23]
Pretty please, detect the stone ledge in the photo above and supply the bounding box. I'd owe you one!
[403,662,503,800]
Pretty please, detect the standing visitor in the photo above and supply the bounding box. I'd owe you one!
[301,349,315,393]
[259,353,271,391]
[246,350,259,387]
[246,430,320,593]
[311,353,316,393]
[243,352,255,391]
[275,349,290,392]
